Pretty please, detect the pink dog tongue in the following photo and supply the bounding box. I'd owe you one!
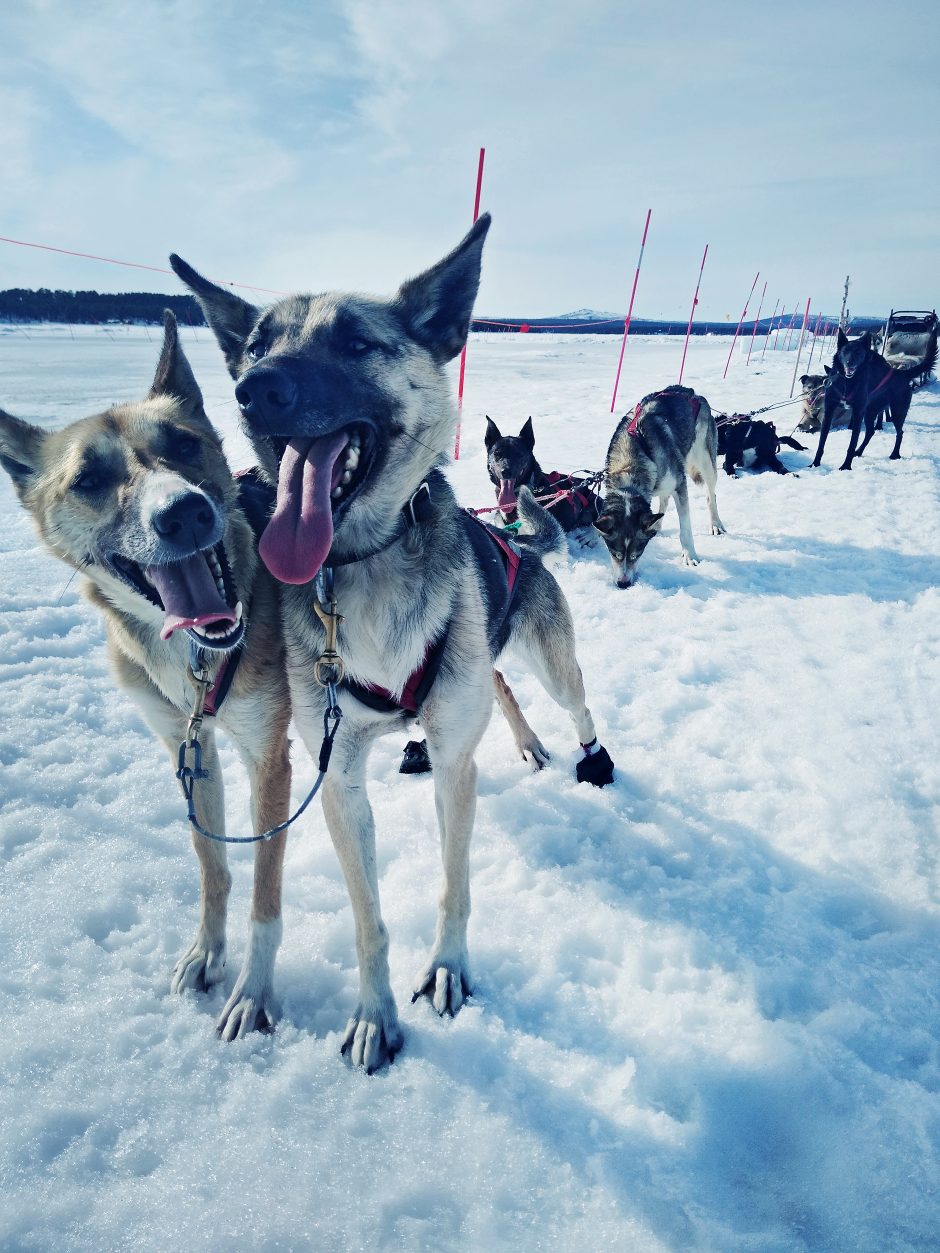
[259,432,350,584]
[497,478,517,512]
[145,553,236,641]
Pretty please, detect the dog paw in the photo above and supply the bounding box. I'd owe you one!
[216,979,279,1041]
[521,737,551,771]
[711,523,727,536]
[811,459,822,469]
[171,936,226,995]
[576,745,615,787]
[838,462,853,472]
[412,957,473,1017]
[681,551,700,567]
[340,1002,403,1073]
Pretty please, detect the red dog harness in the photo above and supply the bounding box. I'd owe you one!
[628,391,700,437]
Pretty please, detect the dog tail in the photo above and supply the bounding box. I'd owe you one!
[514,486,565,558]
[777,435,807,451]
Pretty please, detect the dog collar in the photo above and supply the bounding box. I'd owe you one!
[325,473,441,568]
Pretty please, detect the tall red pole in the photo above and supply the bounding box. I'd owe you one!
[678,244,709,385]
[746,280,768,365]
[723,270,760,378]
[760,297,780,358]
[454,146,486,460]
[789,297,812,396]
[609,208,652,413]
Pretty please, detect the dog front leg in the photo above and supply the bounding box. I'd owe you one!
[321,735,402,1072]
[839,406,864,471]
[166,728,232,996]
[216,728,292,1041]
[673,479,700,564]
[812,394,838,467]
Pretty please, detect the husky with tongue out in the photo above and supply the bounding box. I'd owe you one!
[0,313,292,1042]
[171,215,614,1074]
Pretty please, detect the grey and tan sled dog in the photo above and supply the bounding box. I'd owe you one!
[170,214,614,1072]
[595,384,726,588]
[0,314,292,1040]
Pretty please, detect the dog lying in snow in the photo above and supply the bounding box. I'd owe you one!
[484,415,600,530]
[170,215,615,1072]
[715,415,806,475]
[0,314,293,1041]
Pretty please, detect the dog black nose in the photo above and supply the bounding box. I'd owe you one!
[152,491,220,551]
[235,365,298,425]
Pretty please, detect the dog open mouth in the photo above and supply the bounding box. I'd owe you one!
[497,479,518,514]
[110,543,244,651]
[259,425,373,584]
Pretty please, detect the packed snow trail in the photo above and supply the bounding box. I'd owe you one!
[1,327,938,1251]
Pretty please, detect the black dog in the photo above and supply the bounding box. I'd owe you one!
[485,416,599,530]
[812,330,915,470]
[716,415,806,476]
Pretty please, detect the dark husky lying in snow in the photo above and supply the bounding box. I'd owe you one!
[715,415,806,476]
[170,215,615,1072]
[595,384,725,588]
[0,314,292,1041]
[812,330,916,470]
[484,415,600,530]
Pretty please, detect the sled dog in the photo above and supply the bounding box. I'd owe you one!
[811,330,916,470]
[170,215,614,1073]
[0,314,292,1041]
[484,415,600,530]
[716,415,806,476]
[595,384,725,588]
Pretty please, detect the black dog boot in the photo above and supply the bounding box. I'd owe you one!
[576,739,614,787]
[400,739,432,776]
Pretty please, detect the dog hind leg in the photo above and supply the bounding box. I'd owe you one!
[698,454,726,534]
[493,668,550,770]
[673,478,701,564]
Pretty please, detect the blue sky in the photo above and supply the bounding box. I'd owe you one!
[2,0,937,320]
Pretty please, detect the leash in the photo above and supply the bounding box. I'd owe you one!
[175,571,344,844]
[470,468,605,520]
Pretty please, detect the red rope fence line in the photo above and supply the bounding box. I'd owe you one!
[0,234,290,297]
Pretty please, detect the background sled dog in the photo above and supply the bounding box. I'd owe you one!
[484,415,600,530]
[171,215,615,1074]
[716,415,806,476]
[811,330,915,470]
[595,384,725,588]
[0,314,292,1041]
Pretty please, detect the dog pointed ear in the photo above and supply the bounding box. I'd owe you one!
[519,417,535,449]
[393,213,491,362]
[799,375,809,386]
[149,311,206,417]
[643,510,665,534]
[824,365,832,376]
[169,254,259,378]
[0,409,46,500]
[484,416,501,448]
[593,513,614,537]
[837,328,848,349]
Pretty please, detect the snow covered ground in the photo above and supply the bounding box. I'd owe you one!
[1,324,939,1251]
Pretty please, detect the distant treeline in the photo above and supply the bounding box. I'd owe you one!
[0,288,880,335]
[0,289,207,326]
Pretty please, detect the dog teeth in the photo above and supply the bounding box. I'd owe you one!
[341,470,352,485]
[344,446,360,471]
[331,486,343,499]
[235,601,243,621]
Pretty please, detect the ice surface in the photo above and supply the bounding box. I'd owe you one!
[1,324,939,1251]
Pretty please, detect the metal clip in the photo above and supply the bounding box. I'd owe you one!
[185,662,212,748]
[312,585,345,688]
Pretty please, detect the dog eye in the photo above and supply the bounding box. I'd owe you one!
[613,550,624,562]
[346,337,374,354]
[72,469,106,495]
[247,340,267,361]
[170,432,200,459]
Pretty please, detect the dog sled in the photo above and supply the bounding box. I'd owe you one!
[881,310,938,388]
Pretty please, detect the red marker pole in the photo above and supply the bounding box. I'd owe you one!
[746,280,768,365]
[723,270,760,378]
[678,244,709,385]
[454,146,486,460]
[610,208,652,413]
[789,297,812,396]
[760,297,780,358]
